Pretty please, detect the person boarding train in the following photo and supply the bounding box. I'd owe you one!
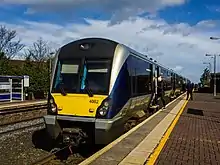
[157,75,166,109]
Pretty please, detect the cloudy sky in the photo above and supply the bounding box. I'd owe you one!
[1,0,220,82]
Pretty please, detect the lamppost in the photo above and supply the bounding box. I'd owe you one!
[205,54,220,96]
[209,36,220,96]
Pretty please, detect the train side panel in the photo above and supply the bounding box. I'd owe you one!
[95,52,154,144]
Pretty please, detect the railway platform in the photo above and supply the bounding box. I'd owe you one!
[79,93,220,165]
[153,93,220,165]
[0,100,47,110]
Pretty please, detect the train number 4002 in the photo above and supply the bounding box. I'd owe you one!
[89,100,99,104]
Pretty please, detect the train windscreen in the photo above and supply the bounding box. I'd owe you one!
[52,59,111,95]
[81,59,111,95]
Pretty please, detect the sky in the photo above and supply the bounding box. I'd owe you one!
[1,0,220,83]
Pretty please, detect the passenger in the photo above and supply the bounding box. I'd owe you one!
[186,82,194,100]
[182,81,186,92]
[157,76,166,109]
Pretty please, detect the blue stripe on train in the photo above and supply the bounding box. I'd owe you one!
[107,59,131,119]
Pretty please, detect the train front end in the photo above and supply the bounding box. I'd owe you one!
[44,38,117,145]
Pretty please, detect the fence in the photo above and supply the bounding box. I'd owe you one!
[0,75,29,102]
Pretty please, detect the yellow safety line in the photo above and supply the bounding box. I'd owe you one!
[146,98,189,165]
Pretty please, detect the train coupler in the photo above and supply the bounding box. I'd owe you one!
[62,128,88,147]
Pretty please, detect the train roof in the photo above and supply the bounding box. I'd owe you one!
[60,37,188,80]
[59,37,117,59]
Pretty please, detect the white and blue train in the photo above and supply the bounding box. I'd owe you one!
[43,38,190,145]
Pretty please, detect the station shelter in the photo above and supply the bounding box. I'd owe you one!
[0,75,29,102]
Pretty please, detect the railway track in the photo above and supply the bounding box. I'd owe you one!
[0,100,47,115]
[0,118,45,136]
[29,111,159,165]
[0,100,47,136]
[30,145,74,165]
[0,100,48,126]
[30,144,100,165]
[27,99,174,165]
[0,99,46,106]
[0,95,183,164]
[0,100,92,165]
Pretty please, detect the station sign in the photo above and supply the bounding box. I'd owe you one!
[23,75,29,87]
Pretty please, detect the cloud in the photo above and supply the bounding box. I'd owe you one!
[206,5,220,13]
[196,20,220,28]
[1,17,220,83]
[1,0,187,24]
[173,65,183,72]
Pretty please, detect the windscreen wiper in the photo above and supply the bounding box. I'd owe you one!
[59,83,67,96]
[85,80,93,97]
[80,62,93,97]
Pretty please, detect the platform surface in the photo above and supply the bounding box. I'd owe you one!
[153,93,220,165]
[80,93,220,165]
[80,93,187,165]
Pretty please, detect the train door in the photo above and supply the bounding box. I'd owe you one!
[173,73,176,91]
[150,63,154,93]
[156,66,161,94]
[154,65,160,95]
[148,64,157,107]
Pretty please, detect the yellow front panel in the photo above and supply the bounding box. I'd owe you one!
[52,93,107,117]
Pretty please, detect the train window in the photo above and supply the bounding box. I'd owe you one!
[52,58,111,95]
[61,64,79,74]
[160,68,172,90]
[52,60,81,93]
[127,56,152,96]
[88,68,108,73]
[175,75,181,88]
[161,68,167,77]
[82,60,111,95]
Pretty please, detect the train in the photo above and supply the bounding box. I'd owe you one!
[43,38,190,146]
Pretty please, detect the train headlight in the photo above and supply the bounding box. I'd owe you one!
[99,107,108,116]
[103,101,109,107]
[48,97,58,114]
[51,103,57,113]
[49,99,54,104]
[96,99,111,117]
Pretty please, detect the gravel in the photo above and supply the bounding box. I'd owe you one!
[0,121,50,165]
[43,154,86,165]
[0,118,94,165]
[0,115,104,165]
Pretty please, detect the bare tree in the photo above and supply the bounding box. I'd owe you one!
[25,37,53,62]
[0,25,25,59]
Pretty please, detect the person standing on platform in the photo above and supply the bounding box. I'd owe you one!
[182,81,186,92]
[186,82,194,100]
[157,75,166,109]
